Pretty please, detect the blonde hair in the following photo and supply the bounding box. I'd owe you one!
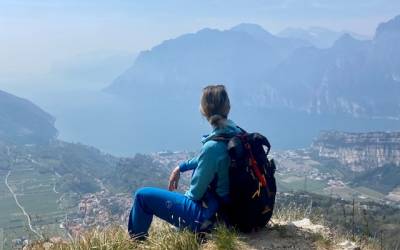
[200,84,231,127]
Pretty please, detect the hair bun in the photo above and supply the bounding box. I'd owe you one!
[209,114,227,127]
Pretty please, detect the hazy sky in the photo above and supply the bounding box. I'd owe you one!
[1,0,400,83]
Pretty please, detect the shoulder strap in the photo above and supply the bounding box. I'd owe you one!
[210,133,232,142]
[211,125,246,142]
[236,126,247,133]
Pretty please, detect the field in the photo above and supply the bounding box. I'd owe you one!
[277,174,328,194]
[0,168,69,249]
[276,172,390,204]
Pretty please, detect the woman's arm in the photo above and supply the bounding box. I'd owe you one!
[178,157,198,172]
[169,156,199,191]
[185,143,218,201]
[168,166,180,191]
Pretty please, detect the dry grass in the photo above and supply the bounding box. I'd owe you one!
[203,224,246,250]
[28,226,137,250]
[272,201,323,225]
[272,202,380,250]
[27,206,381,250]
[27,220,241,250]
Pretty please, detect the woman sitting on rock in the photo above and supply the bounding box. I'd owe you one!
[128,84,241,239]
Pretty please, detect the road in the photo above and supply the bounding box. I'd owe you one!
[4,170,43,239]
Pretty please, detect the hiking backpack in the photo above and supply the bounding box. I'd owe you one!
[213,131,277,232]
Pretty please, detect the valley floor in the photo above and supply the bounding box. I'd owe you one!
[0,169,67,249]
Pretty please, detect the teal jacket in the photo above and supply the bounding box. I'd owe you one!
[179,120,241,201]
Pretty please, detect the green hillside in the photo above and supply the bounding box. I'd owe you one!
[0,90,57,144]
[351,164,400,194]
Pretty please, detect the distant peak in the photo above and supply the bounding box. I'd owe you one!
[375,15,400,37]
[337,33,354,41]
[308,26,334,33]
[332,33,360,49]
[280,26,337,35]
[231,23,265,31]
[230,23,273,37]
[196,27,219,33]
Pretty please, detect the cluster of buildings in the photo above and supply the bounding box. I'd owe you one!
[150,150,194,168]
[327,179,346,188]
[308,168,336,182]
[11,236,29,249]
[274,149,336,182]
[59,151,195,237]
[62,191,131,236]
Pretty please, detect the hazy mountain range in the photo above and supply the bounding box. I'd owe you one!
[107,15,400,120]
[106,23,311,103]
[264,16,400,118]
[3,16,399,154]
[277,26,370,48]
[101,15,400,152]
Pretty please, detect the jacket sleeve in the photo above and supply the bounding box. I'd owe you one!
[185,143,218,201]
[178,157,198,172]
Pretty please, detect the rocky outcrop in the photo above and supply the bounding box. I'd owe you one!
[311,131,400,171]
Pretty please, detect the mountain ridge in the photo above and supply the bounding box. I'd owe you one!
[375,14,400,38]
[264,16,400,118]
[278,26,370,48]
[105,22,310,99]
[107,15,400,119]
[101,16,400,152]
[0,89,58,144]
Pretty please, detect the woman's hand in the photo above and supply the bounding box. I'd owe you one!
[168,166,181,191]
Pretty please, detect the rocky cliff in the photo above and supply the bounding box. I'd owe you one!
[311,131,400,171]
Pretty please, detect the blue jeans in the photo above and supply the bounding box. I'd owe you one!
[128,187,219,238]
